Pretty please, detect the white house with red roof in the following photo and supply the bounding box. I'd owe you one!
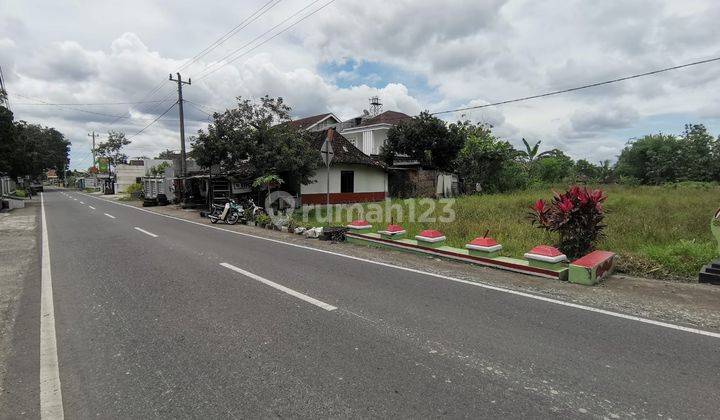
[298,128,388,205]
[339,110,411,157]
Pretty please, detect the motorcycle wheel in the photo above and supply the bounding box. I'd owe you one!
[226,212,240,225]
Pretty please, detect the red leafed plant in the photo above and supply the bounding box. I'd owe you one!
[529,186,607,258]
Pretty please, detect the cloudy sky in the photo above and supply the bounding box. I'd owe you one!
[2,0,720,170]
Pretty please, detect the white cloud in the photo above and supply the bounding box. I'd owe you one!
[2,0,720,169]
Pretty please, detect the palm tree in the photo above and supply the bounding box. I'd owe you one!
[520,138,554,164]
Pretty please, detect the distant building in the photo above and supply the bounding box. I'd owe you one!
[339,110,412,157]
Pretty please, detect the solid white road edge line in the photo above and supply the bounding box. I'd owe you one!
[40,193,65,419]
[134,227,158,238]
[86,193,720,339]
[88,206,95,210]
[220,263,337,311]
[104,213,116,219]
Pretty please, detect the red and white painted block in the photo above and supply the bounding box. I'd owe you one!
[569,250,616,285]
[465,237,502,258]
[524,245,568,270]
[378,224,407,240]
[346,219,372,234]
[415,229,446,248]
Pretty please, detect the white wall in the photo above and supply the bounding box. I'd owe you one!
[341,127,389,155]
[115,164,146,192]
[372,129,389,155]
[301,164,387,194]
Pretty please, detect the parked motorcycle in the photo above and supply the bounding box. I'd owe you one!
[208,200,242,225]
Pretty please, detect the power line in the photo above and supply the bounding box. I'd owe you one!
[195,0,336,81]
[127,100,179,140]
[11,92,183,122]
[177,0,282,73]
[11,98,174,106]
[12,93,130,119]
[111,0,282,127]
[184,100,216,117]
[431,56,720,115]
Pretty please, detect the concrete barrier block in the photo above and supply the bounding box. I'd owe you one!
[569,250,616,285]
[415,229,446,249]
[465,237,502,258]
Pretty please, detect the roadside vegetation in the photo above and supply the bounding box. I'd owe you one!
[297,183,718,281]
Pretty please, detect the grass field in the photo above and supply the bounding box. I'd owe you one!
[295,183,720,281]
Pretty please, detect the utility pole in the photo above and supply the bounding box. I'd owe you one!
[169,72,191,200]
[88,131,97,169]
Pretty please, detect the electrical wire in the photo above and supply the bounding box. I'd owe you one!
[110,0,283,126]
[11,98,173,106]
[177,0,282,73]
[127,100,179,140]
[194,0,336,81]
[183,100,216,117]
[431,56,720,115]
[12,93,130,119]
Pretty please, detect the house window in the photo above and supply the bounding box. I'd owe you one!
[340,171,354,193]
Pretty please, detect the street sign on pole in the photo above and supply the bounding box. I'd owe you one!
[320,136,335,212]
[320,138,334,166]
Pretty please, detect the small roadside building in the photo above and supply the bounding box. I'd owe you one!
[299,129,387,205]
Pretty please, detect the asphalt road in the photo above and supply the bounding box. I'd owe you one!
[5,189,720,418]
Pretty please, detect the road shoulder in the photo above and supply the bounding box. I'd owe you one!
[0,201,41,416]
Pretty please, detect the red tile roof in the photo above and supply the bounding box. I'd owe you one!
[356,110,411,127]
[309,129,384,168]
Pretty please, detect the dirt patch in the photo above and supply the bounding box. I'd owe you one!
[0,203,39,397]
[101,197,720,333]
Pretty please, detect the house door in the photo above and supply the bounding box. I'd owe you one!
[341,171,354,193]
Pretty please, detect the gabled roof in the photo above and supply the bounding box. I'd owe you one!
[309,129,384,168]
[287,113,341,131]
[356,110,411,128]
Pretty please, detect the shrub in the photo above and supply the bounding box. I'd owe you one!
[255,213,271,227]
[528,186,607,258]
[13,189,27,198]
[125,182,143,199]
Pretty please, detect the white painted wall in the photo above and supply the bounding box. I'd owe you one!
[340,127,390,155]
[301,164,387,194]
[372,129,389,155]
[361,131,373,155]
[114,164,146,192]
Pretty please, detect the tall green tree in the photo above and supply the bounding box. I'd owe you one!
[531,149,575,183]
[190,96,319,186]
[9,121,70,179]
[678,124,717,182]
[454,124,525,193]
[0,105,15,175]
[380,111,466,172]
[615,125,720,184]
[95,130,130,173]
